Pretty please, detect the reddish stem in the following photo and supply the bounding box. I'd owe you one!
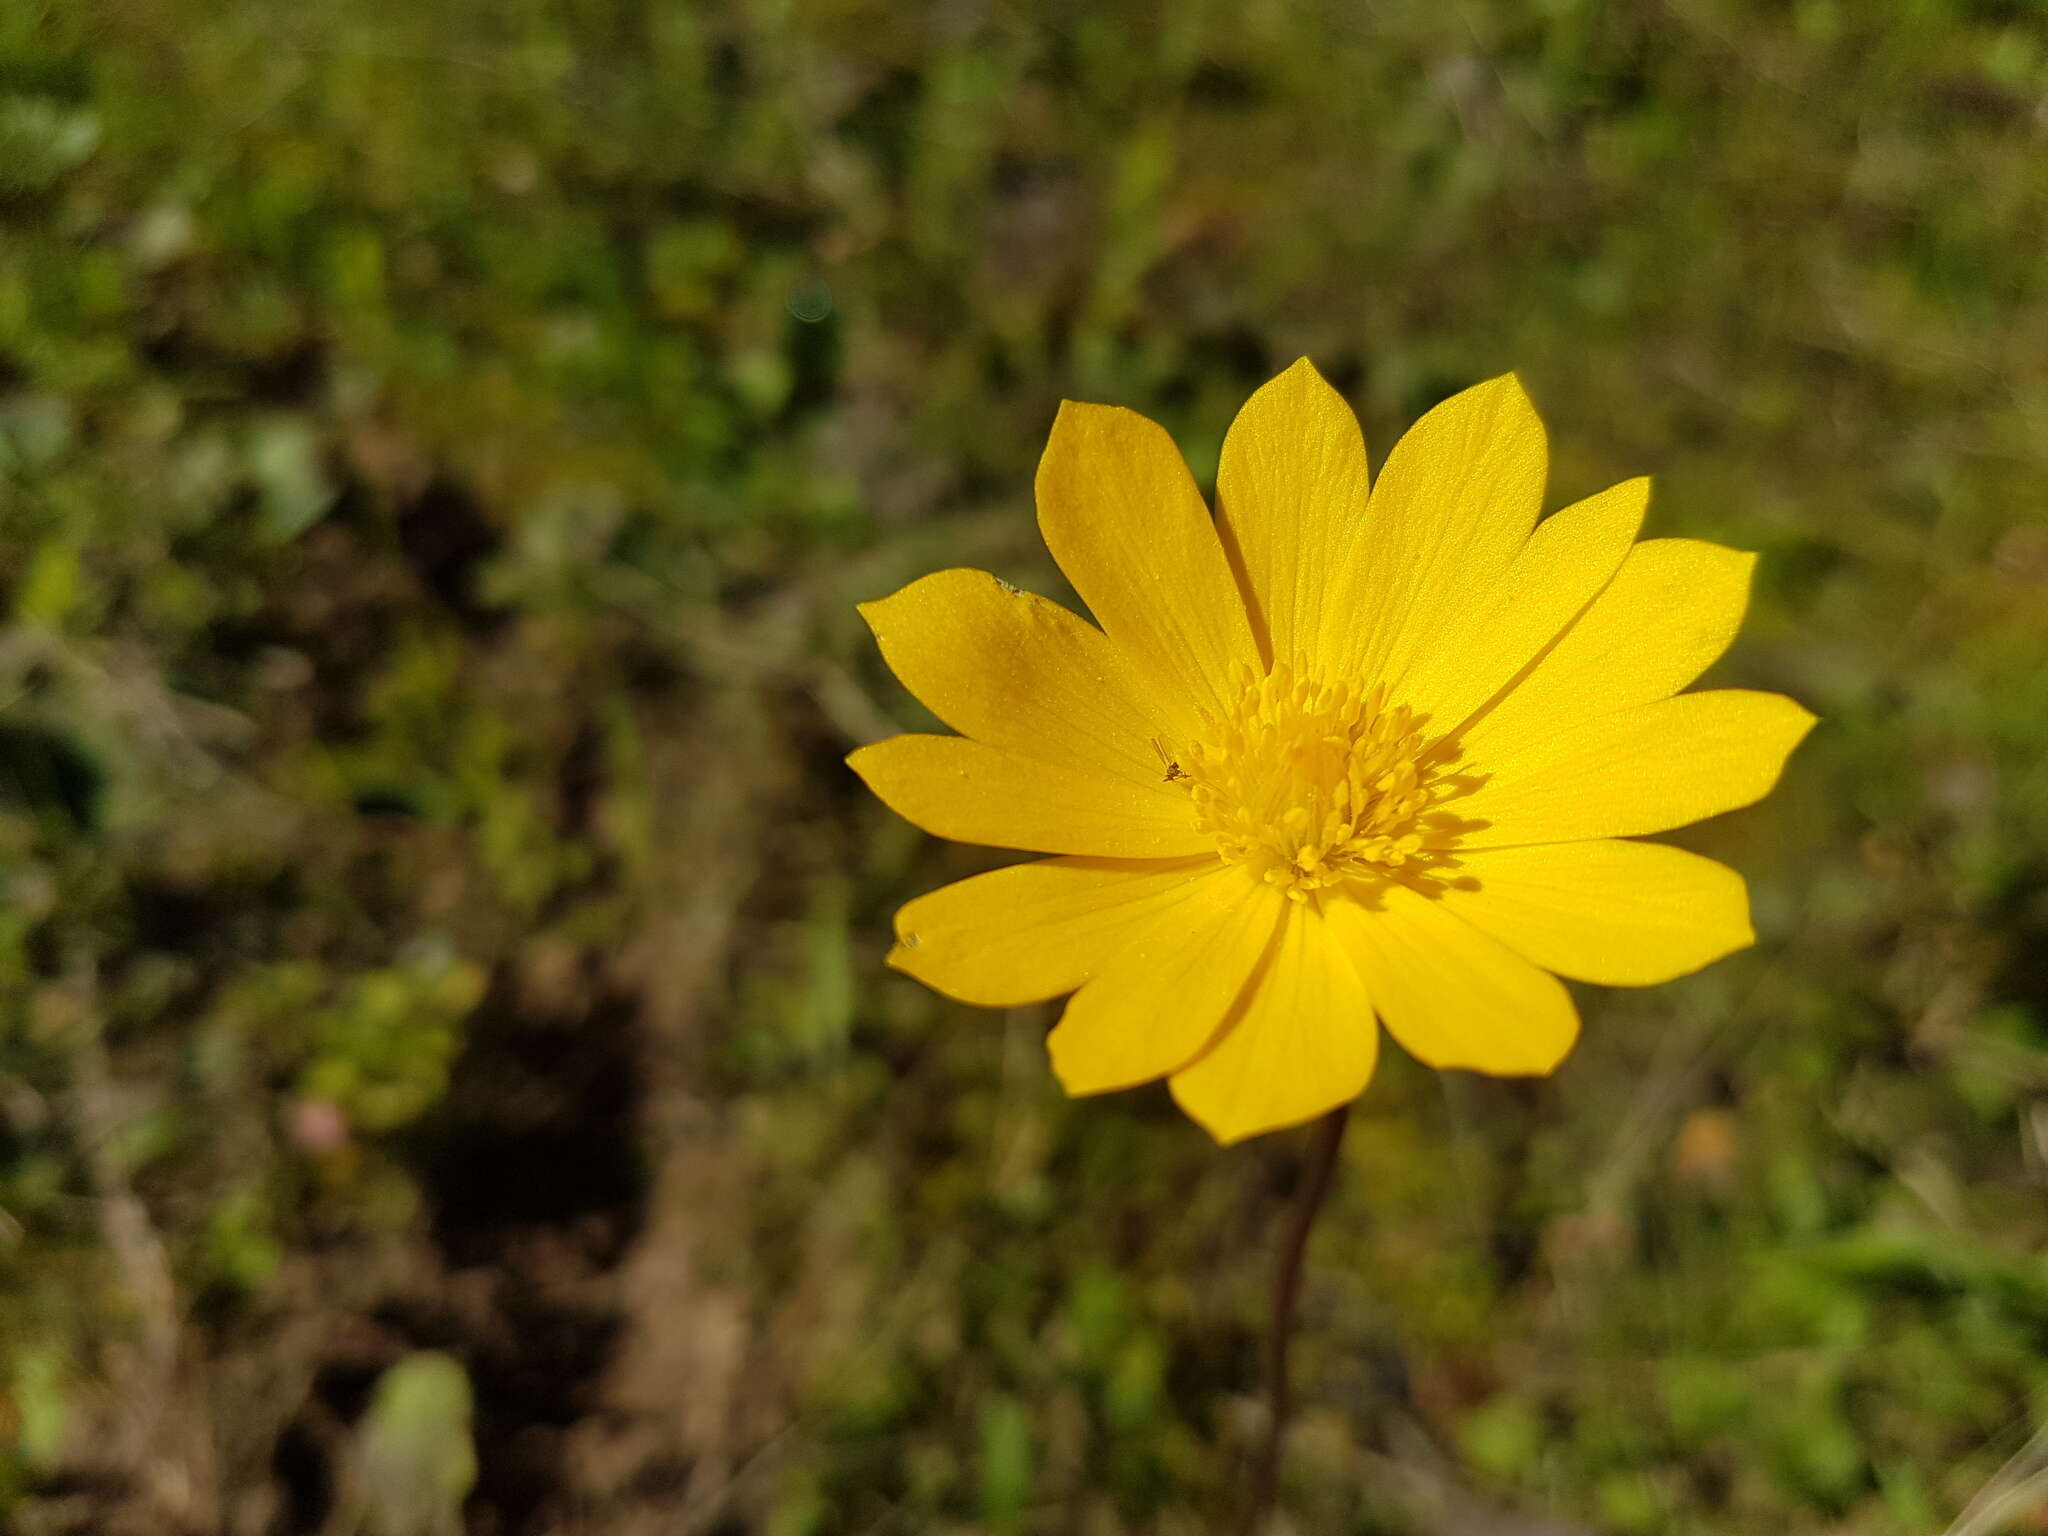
[1242,1104,1350,1534]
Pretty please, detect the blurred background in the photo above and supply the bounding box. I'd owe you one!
[2,2,2046,1532]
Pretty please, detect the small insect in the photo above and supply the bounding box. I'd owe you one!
[1152,737,1188,783]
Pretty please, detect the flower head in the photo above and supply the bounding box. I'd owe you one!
[851,362,1814,1144]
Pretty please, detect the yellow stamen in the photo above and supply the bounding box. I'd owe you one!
[1172,659,1444,899]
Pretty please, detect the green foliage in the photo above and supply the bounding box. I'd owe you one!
[2,0,2047,1531]
[353,1352,478,1536]
[297,948,487,1134]
[977,1393,1035,1525]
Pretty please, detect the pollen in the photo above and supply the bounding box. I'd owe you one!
[1174,660,1441,901]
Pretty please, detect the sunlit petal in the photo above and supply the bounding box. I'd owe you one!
[888,855,1223,1006]
[1036,401,1261,734]
[1048,871,1285,1095]
[848,734,1209,858]
[1168,900,1376,1144]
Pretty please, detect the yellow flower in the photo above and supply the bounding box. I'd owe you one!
[851,361,1814,1144]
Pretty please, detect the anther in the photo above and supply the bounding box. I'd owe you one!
[1165,664,1443,897]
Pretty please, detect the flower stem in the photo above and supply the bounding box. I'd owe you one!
[1242,1104,1350,1535]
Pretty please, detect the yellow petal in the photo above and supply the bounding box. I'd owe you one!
[1168,900,1377,1144]
[1435,840,1753,986]
[859,568,1166,786]
[1035,401,1260,731]
[1442,689,1816,849]
[1214,358,1370,669]
[1048,869,1283,1095]
[887,855,1223,1006]
[1395,478,1648,736]
[1326,884,1579,1074]
[1322,374,1546,684]
[1463,538,1756,757]
[848,734,1208,857]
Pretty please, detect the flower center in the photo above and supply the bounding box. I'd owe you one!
[1172,661,1440,901]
